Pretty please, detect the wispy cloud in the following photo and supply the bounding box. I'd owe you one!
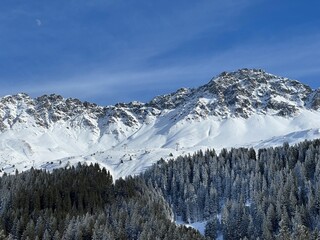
[2,30,319,104]
[4,66,203,103]
[0,0,263,102]
[205,32,320,78]
[118,0,259,63]
[35,19,42,26]
[0,0,319,104]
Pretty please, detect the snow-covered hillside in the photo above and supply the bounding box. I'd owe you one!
[0,69,320,178]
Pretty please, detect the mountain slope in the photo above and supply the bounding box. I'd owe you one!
[0,69,319,178]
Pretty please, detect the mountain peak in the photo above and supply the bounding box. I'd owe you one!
[0,69,319,132]
[218,68,266,77]
[213,68,286,85]
[194,69,315,118]
[211,68,311,90]
[1,92,31,102]
[0,69,320,179]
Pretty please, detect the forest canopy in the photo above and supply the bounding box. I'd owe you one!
[1,139,320,239]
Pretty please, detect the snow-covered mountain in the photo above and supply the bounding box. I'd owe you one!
[1,68,320,178]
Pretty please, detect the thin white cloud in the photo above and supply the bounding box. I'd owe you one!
[206,33,320,78]
[128,0,259,62]
[35,19,42,26]
[1,0,318,104]
[1,31,319,104]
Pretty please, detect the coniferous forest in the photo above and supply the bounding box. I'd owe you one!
[0,164,202,240]
[1,139,320,239]
[144,140,320,239]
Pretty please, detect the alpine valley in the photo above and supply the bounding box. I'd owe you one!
[0,68,320,178]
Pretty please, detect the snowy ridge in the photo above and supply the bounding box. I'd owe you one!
[0,69,320,178]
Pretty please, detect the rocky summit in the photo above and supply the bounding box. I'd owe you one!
[0,69,320,179]
[1,69,319,131]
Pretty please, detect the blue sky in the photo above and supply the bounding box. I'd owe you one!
[1,0,319,105]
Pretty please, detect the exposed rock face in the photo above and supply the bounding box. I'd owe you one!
[145,68,317,119]
[198,68,313,118]
[0,69,319,133]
